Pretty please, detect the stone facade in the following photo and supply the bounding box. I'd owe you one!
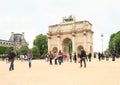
[0,32,28,49]
[47,16,93,56]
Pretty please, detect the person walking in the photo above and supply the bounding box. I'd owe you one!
[58,50,63,65]
[112,51,116,61]
[88,52,92,62]
[9,48,16,71]
[79,48,87,68]
[98,52,101,61]
[69,53,72,62]
[53,52,58,65]
[73,52,77,63]
[49,51,53,65]
[27,49,33,68]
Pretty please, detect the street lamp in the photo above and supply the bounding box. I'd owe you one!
[101,34,104,53]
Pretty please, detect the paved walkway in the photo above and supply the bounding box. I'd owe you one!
[0,58,120,85]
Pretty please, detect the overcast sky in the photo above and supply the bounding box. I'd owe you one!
[0,0,120,52]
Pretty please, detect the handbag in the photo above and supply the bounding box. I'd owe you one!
[78,58,81,63]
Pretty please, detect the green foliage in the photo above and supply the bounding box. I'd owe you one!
[109,33,116,51]
[32,46,40,58]
[109,31,120,55]
[17,45,28,55]
[68,40,72,55]
[33,34,48,58]
[0,46,13,55]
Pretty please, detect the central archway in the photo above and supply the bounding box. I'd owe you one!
[77,45,84,55]
[62,38,72,56]
[52,47,58,53]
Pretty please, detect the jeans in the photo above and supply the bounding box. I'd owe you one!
[9,58,14,71]
[49,58,53,65]
[112,56,115,61]
[28,58,32,68]
[80,58,86,68]
[58,57,62,65]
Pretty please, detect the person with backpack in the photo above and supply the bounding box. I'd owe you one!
[79,48,87,68]
[88,52,92,62]
[49,51,53,65]
[58,50,63,65]
[9,48,16,71]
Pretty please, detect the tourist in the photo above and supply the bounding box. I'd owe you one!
[53,52,58,65]
[69,53,72,62]
[105,52,109,61]
[5,54,9,63]
[88,52,92,62]
[111,51,116,61]
[45,53,50,62]
[73,52,77,63]
[79,48,87,68]
[49,51,53,65]
[101,53,105,60]
[9,48,16,71]
[27,49,33,68]
[98,52,101,61]
[58,50,63,65]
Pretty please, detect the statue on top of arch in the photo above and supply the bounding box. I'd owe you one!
[62,15,76,23]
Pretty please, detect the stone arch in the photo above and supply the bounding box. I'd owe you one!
[47,18,93,57]
[62,38,72,56]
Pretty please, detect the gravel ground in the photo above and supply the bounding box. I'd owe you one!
[0,58,120,85]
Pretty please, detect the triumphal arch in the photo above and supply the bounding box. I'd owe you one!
[47,16,93,56]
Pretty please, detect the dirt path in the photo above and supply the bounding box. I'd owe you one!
[0,58,120,85]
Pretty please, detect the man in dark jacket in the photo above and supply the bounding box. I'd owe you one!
[80,48,87,68]
[9,48,16,71]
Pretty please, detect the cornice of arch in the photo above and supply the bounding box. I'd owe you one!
[47,29,94,36]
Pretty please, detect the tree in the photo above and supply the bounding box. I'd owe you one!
[32,46,40,58]
[0,46,13,54]
[0,46,14,58]
[33,34,48,58]
[0,46,5,55]
[17,45,28,55]
[109,31,120,55]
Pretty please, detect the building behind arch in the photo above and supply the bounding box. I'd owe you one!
[0,32,28,49]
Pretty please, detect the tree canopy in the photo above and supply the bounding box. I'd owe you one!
[17,45,29,55]
[0,46,14,54]
[109,31,120,55]
[33,34,48,58]
[32,46,40,58]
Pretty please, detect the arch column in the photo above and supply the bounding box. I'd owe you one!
[48,35,51,52]
[72,23,76,53]
[83,31,87,53]
[57,34,61,51]
[72,32,75,53]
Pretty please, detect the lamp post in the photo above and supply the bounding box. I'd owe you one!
[101,34,104,53]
